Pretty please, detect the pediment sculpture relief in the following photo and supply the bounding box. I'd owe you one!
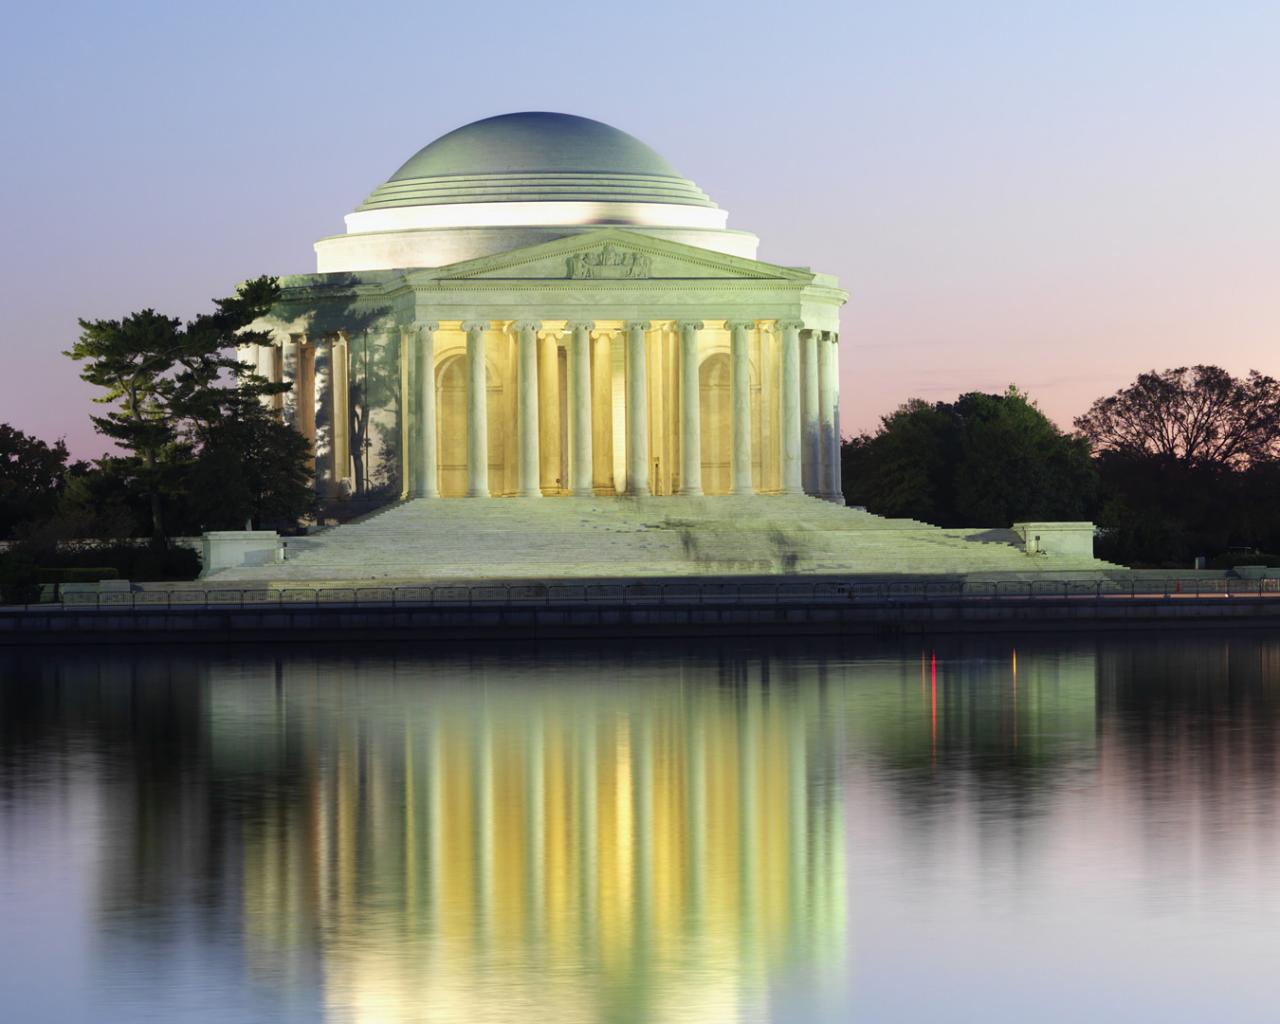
[566,244,652,280]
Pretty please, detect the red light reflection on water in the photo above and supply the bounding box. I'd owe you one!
[930,651,937,759]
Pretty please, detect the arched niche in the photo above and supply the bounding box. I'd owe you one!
[698,351,763,495]
[435,353,505,497]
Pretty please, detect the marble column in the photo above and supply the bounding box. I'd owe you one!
[779,321,804,494]
[826,333,844,503]
[728,320,755,495]
[537,328,562,493]
[817,331,837,499]
[281,336,300,426]
[568,320,595,497]
[464,321,489,498]
[397,326,412,500]
[625,321,650,496]
[415,322,439,499]
[516,320,542,497]
[801,328,820,495]
[589,328,615,494]
[314,338,334,496]
[678,320,704,496]
[333,333,350,488]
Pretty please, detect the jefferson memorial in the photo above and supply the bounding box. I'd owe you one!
[213,112,1105,580]
[244,112,846,503]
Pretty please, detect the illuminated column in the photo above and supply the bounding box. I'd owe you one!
[779,321,803,494]
[801,328,820,495]
[817,331,837,500]
[516,320,542,497]
[464,321,489,498]
[590,327,615,493]
[678,320,704,496]
[415,321,439,498]
[625,321,651,496]
[568,320,595,496]
[537,327,562,493]
[729,320,754,495]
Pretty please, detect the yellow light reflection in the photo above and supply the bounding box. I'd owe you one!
[233,673,844,1024]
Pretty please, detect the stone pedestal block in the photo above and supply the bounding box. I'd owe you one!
[1012,522,1095,559]
[201,531,283,577]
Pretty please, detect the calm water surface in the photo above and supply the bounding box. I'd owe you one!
[1,634,1278,1023]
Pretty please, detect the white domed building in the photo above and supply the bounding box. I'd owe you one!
[248,112,847,505]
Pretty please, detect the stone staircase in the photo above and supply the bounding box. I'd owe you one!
[209,495,1121,583]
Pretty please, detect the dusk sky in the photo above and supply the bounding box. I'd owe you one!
[1,0,1276,458]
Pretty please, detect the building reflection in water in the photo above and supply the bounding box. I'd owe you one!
[4,635,1280,1023]
[205,650,845,1023]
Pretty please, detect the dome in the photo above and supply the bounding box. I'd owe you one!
[317,112,758,272]
[357,112,716,211]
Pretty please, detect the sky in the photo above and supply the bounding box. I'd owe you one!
[1,0,1276,458]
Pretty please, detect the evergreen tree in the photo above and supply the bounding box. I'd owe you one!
[66,277,313,539]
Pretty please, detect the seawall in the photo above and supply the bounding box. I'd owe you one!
[3,590,1278,645]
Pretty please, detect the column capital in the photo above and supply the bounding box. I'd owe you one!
[462,320,490,336]
[677,320,704,332]
[513,319,542,333]
[725,319,758,333]
[590,326,620,342]
[778,319,805,332]
[626,321,651,332]
[412,320,440,335]
[566,320,596,332]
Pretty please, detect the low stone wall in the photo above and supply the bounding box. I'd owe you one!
[200,532,282,577]
[1012,522,1096,559]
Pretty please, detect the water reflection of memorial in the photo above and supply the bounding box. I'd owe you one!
[209,654,846,1022]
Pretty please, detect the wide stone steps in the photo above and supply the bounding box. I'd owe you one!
[210,495,1119,583]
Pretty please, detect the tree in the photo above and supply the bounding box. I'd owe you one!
[842,400,956,523]
[843,387,1096,527]
[1074,365,1280,469]
[187,382,314,530]
[951,389,1096,526]
[0,425,82,539]
[66,277,307,540]
[65,310,186,540]
[1075,367,1280,567]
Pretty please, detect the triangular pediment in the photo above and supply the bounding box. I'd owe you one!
[411,229,813,284]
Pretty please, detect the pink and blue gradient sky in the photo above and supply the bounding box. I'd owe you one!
[0,0,1275,458]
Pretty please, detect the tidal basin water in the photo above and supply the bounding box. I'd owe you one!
[2,635,1278,1023]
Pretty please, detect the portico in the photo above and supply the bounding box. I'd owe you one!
[400,316,841,500]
